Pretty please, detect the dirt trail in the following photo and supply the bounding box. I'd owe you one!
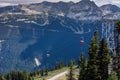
[47,71,68,80]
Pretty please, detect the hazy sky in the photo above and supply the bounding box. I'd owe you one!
[0,0,120,7]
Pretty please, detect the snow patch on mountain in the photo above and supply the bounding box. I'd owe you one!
[7,25,19,28]
[47,29,59,32]
[57,13,65,17]
[7,12,22,15]
[21,6,43,15]
[17,19,29,22]
[24,20,49,26]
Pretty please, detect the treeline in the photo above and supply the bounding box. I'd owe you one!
[67,29,118,80]
[31,61,65,76]
[0,71,33,80]
[0,61,66,80]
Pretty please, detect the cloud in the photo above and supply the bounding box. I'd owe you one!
[94,0,120,7]
[111,0,120,4]
[93,0,110,6]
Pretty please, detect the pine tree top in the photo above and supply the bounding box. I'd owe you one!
[115,20,120,31]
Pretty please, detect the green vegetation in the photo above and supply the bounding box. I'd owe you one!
[98,39,111,80]
[107,71,118,80]
[0,60,68,80]
[34,67,68,80]
[67,60,76,80]
[77,29,117,80]
[78,53,87,80]
[86,29,99,80]
[0,71,33,80]
[115,20,120,30]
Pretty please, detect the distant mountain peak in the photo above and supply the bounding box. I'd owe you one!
[77,0,97,6]
[100,4,120,13]
[80,0,92,3]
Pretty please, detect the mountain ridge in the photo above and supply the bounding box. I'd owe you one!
[0,0,120,20]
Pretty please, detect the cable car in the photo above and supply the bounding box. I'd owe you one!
[80,40,84,44]
[80,37,85,44]
[46,54,50,57]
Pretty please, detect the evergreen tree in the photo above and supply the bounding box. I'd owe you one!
[11,71,17,80]
[55,61,64,70]
[0,70,32,80]
[78,57,81,68]
[107,71,118,80]
[115,20,120,30]
[41,69,44,76]
[78,53,87,80]
[98,39,110,80]
[67,60,75,80]
[23,71,29,80]
[68,60,75,67]
[18,71,23,80]
[0,75,6,80]
[86,30,99,80]
[6,73,12,80]
[45,68,48,76]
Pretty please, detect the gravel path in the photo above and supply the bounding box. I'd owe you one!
[47,71,68,80]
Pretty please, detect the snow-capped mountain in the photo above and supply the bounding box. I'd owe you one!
[67,0,102,20]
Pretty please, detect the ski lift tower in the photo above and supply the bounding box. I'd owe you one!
[102,20,116,55]
[113,21,120,80]
[102,20,120,79]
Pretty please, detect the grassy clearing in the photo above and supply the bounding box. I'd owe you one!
[34,67,69,80]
